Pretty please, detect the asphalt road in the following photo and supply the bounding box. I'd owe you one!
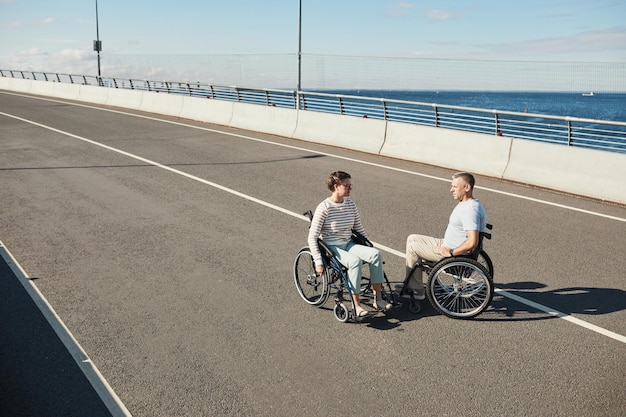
[1,91,625,417]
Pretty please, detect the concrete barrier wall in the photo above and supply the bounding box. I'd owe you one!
[138,92,184,118]
[104,87,144,110]
[2,78,625,205]
[0,77,32,93]
[230,102,297,138]
[79,84,109,105]
[503,139,626,204]
[50,82,81,101]
[381,121,512,178]
[29,80,56,97]
[179,96,234,126]
[293,110,386,154]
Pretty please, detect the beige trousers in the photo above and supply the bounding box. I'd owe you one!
[405,234,444,296]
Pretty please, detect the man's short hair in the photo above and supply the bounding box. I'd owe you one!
[453,172,475,189]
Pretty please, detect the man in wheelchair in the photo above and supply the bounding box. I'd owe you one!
[308,171,391,318]
[404,172,487,300]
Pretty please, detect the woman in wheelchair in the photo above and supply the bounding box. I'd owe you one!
[307,171,390,317]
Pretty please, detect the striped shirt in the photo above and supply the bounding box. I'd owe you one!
[307,197,367,265]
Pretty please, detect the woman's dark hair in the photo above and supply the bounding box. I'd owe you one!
[327,171,351,191]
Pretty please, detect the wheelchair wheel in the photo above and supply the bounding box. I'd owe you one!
[427,258,493,319]
[477,250,494,279]
[294,248,330,306]
[408,299,422,314]
[333,303,350,323]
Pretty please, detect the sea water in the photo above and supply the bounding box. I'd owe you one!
[320,90,626,122]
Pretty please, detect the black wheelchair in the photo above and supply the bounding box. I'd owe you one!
[293,210,397,323]
[400,224,494,319]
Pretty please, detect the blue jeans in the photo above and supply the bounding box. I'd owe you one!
[328,241,384,295]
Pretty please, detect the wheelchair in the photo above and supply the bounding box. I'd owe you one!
[293,211,397,323]
[400,224,494,319]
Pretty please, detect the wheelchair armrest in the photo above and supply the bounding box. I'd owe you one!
[303,210,313,222]
[351,229,373,247]
[317,239,335,263]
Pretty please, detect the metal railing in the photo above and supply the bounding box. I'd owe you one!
[2,69,625,154]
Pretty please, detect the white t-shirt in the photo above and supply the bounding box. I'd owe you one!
[443,199,486,250]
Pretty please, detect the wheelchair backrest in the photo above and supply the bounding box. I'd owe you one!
[466,223,493,260]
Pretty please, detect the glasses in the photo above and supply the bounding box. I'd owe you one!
[340,183,352,190]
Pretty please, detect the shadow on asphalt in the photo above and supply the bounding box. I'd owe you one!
[0,256,113,417]
[481,281,626,321]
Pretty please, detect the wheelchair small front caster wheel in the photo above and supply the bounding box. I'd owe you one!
[408,299,422,314]
[333,303,349,323]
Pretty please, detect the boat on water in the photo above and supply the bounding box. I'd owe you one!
[582,92,594,96]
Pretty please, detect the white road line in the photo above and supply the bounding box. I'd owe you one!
[0,240,133,417]
[2,110,626,348]
[495,289,626,344]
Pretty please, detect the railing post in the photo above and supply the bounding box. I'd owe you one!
[69,74,74,84]
[494,112,500,135]
[265,90,270,106]
[339,97,344,115]
[146,80,151,91]
[434,105,440,127]
[382,99,388,120]
[56,73,61,82]
[567,119,572,146]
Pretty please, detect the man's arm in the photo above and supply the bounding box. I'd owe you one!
[435,229,479,257]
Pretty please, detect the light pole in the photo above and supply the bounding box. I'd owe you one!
[94,0,102,83]
[297,0,302,108]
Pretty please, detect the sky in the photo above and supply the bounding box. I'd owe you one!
[1,0,625,90]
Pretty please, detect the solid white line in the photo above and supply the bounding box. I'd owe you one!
[495,289,626,344]
[0,240,133,417]
[2,109,625,349]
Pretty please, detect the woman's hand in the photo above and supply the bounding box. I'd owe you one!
[316,265,325,275]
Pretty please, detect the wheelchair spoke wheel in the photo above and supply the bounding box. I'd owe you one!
[427,258,493,319]
[294,248,330,306]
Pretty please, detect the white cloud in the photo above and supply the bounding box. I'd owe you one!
[424,8,458,21]
[479,27,626,57]
[42,17,55,25]
[1,20,21,28]
[16,48,48,57]
[387,2,415,17]
[8,48,97,75]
